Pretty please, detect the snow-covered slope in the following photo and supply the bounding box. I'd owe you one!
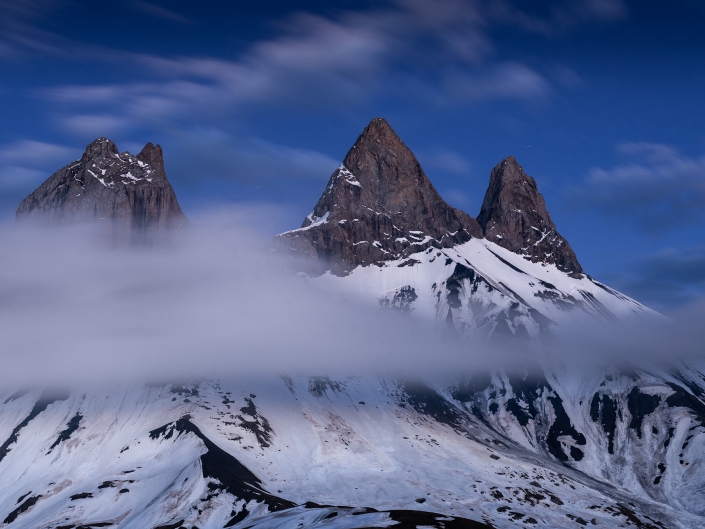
[3,372,704,529]
[312,237,657,340]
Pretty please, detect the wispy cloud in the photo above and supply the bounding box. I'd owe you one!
[608,246,705,312]
[444,62,553,102]
[0,139,77,164]
[131,1,191,24]
[0,166,46,191]
[169,130,340,186]
[38,0,624,133]
[483,0,627,36]
[0,0,80,59]
[568,142,705,230]
[0,140,78,192]
[60,114,133,136]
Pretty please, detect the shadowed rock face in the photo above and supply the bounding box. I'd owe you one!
[477,156,583,276]
[16,138,189,245]
[275,118,482,275]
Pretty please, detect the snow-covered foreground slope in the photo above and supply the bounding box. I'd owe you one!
[312,237,658,340]
[2,370,705,529]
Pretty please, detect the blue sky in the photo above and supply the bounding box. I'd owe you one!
[0,0,704,312]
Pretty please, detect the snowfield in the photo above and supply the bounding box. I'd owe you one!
[1,365,705,528]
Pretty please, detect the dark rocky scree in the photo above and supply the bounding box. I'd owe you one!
[477,157,582,277]
[275,118,483,275]
[16,138,189,245]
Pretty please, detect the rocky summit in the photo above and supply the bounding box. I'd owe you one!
[276,119,583,279]
[275,118,482,275]
[477,156,582,276]
[16,138,189,244]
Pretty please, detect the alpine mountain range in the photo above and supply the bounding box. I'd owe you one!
[2,118,705,529]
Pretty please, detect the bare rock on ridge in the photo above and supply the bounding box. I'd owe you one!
[477,156,582,276]
[16,138,190,244]
[275,118,482,275]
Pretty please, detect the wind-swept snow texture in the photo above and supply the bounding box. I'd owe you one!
[3,373,705,529]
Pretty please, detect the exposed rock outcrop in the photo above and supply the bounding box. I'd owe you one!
[275,118,482,275]
[16,138,189,244]
[477,156,582,276]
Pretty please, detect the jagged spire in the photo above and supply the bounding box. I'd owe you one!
[16,138,189,244]
[137,142,166,179]
[477,156,582,276]
[277,118,482,275]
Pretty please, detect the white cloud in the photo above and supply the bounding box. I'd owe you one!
[0,217,479,386]
[483,0,627,36]
[0,212,702,387]
[0,140,76,164]
[445,62,552,101]
[60,114,132,136]
[570,142,705,229]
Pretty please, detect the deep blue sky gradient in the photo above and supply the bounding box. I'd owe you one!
[1,0,704,312]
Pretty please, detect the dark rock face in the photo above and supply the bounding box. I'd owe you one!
[477,156,582,276]
[16,138,189,244]
[275,118,482,275]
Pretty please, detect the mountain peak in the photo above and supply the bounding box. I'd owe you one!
[276,118,482,275]
[137,142,166,179]
[477,156,582,276]
[16,139,189,243]
[82,137,119,161]
[353,117,397,143]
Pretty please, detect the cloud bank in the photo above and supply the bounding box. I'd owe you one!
[0,211,475,388]
[0,206,703,391]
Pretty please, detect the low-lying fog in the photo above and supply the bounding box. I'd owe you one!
[0,206,703,388]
